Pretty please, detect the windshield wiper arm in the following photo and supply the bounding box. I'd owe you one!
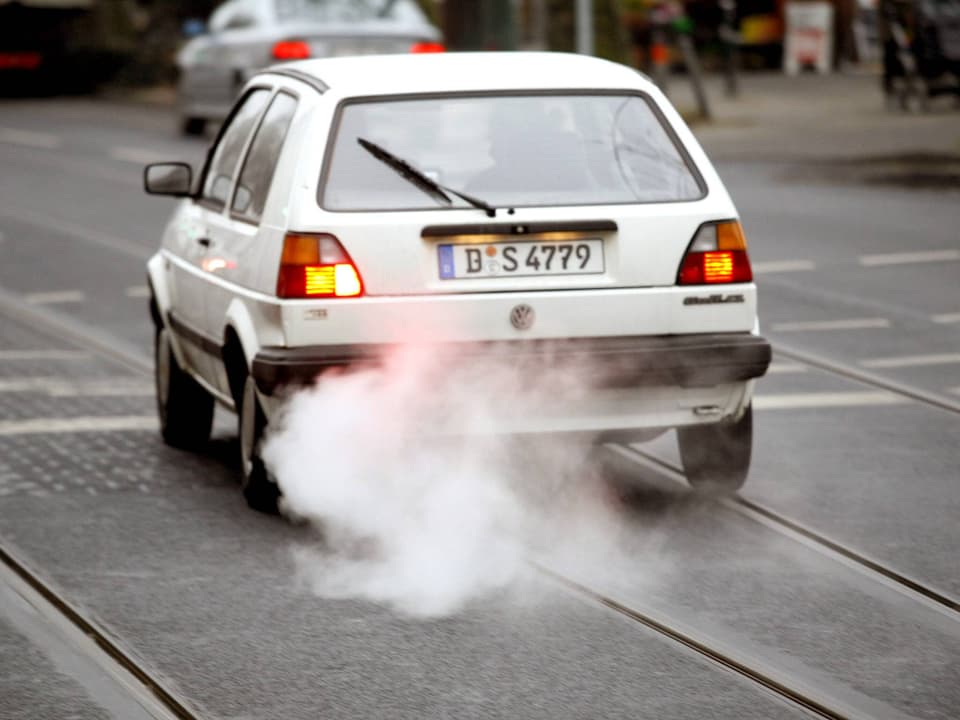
[357,137,498,217]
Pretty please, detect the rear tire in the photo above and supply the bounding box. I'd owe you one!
[155,328,214,450]
[239,374,280,514]
[677,405,753,494]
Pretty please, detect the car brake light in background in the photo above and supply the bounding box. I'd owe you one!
[272,40,311,60]
[277,233,363,298]
[410,42,446,53]
[677,220,753,285]
[0,52,42,69]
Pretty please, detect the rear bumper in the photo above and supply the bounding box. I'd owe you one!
[252,333,771,396]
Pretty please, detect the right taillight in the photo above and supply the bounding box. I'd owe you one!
[272,40,311,60]
[277,233,363,299]
[677,220,753,285]
[410,41,446,53]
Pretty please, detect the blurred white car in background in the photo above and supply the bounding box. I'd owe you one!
[144,52,770,513]
[176,0,441,135]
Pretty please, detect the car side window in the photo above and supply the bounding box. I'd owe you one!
[231,92,298,223]
[200,88,271,211]
[209,0,267,32]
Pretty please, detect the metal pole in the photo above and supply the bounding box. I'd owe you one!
[720,0,739,97]
[677,33,712,120]
[575,0,594,55]
[530,0,548,50]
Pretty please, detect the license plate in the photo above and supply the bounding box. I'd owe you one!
[438,239,604,279]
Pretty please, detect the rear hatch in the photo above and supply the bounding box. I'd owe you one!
[307,91,729,296]
[303,206,723,296]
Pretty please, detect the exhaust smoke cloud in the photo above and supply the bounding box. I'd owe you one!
[261,344,631,618]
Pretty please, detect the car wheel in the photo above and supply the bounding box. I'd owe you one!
[155,327,214,450]
[181,116,206,137]
[677,405,752,494]
[239,374,280,514]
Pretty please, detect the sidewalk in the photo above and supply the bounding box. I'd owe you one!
[667,70,960,165]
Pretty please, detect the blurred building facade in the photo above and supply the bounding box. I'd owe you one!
[2,0,873,93]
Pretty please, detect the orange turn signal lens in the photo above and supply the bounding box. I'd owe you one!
[716,221,747,251]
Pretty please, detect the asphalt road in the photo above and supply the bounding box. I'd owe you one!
[0,96,958,720]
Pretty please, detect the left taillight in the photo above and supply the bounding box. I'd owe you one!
[410,41,446,53]
[272,40,311,60]
[677,220,753,285]
[277,233,363,299]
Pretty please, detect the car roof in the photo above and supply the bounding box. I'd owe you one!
[267,52,651,97]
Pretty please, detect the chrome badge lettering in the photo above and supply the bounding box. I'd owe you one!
[683,294,745,306]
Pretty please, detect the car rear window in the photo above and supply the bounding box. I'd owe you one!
[320,93,705,212]
[275,0,429,24]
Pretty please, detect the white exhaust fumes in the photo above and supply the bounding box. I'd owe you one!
[261,345,627,617]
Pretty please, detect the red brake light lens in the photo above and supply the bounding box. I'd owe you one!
[277,233,363,298]
[410,41,446,53]
[272,40,311,60]
[677,221,753,285]
[0,52,42,69]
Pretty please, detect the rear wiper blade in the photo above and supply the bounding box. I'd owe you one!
[357,137,498,217]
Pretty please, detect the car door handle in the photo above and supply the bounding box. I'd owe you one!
[197,237,211,248]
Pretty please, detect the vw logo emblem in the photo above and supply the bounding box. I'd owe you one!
[510,304,535,330]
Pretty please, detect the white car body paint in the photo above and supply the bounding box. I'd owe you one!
[148,52,768,435]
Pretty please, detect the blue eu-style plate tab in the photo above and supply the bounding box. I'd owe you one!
[438,244,455,279]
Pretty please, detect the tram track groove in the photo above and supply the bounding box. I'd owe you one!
[0,544,201,720]
[1,289,957,718]
[535,563,861,720]
[4,285,960,618]
[772,342,960,416]
[609,444,960,619]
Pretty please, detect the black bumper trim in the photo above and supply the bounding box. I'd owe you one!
[420,220,618,238]
[252,333,771,396]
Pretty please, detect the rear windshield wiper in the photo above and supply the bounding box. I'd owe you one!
[357,137,498,217]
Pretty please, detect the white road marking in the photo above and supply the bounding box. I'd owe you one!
[0,207,147,260]
[754,391,908,410]
[931,312,960,324]
[949,387,960,396]
[125,285,151,298]
[0,416,157,437]
[859,249,960,266]
[765,362,808,374]
[24,290,86,305]
[0,349,89,361]
[109,146,174,165]
[0,377,152,397]
[771,318,891,332]
[859,353,960,369]
[751,259,816,274]
[0,127,61,149]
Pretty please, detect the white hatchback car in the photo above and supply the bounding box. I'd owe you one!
[144,52,770,513]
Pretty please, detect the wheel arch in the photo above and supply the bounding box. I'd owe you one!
[220,298,264,409]
[146,253,170,331]
[147,253,190,372]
